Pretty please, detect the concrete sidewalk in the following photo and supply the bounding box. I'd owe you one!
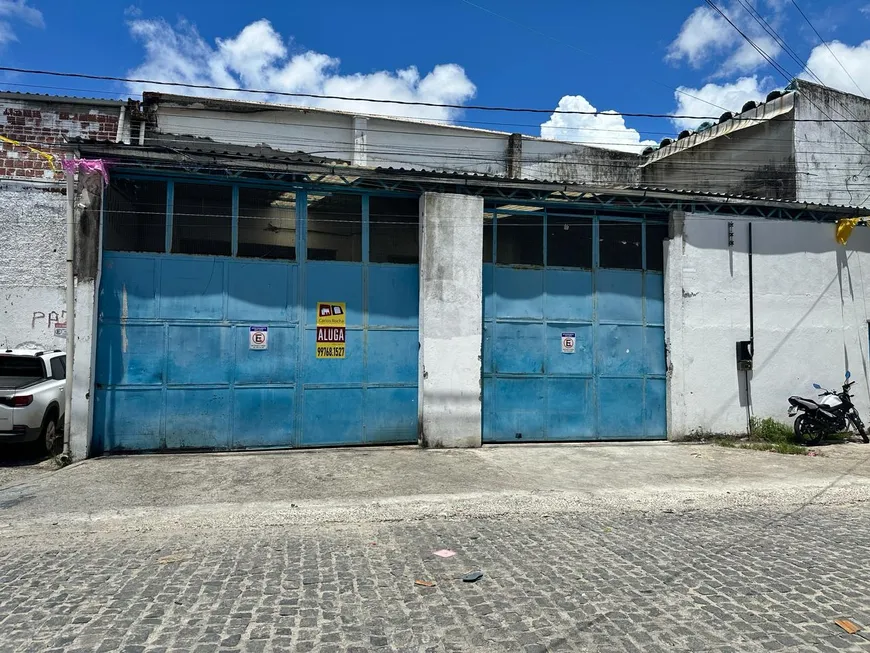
[2,441,870,534]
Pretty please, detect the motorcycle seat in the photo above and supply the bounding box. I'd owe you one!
[789,396,822,410]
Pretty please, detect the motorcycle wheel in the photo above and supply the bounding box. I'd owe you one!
[794,414,823,446]
[849,416,870,444]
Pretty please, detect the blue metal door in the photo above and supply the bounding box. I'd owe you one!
[482,209,667,442]
[93,180,419,453]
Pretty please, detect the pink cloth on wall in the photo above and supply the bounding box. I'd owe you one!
[61,158,109,183]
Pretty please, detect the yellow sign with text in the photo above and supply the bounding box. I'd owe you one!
[316,302,346,359]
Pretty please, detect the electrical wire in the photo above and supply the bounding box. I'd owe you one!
[455,0,731,114]
[0,65,733,121]
[790,0,866,97]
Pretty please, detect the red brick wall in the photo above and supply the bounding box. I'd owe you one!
[0,99,121,182]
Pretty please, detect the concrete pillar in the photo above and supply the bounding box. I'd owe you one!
[352,117,367,167]
[507,133,523,179]
[69,279,95,460]
[664,210,686,440]
[419,193,484,448]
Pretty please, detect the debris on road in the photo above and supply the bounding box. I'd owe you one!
[157,553,193,565]
[414,580,436,587]
[433,549,456,558]
[462,570,483,582]
[834,618,866,636]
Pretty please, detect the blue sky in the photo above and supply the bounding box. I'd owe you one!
[2,0,870,151]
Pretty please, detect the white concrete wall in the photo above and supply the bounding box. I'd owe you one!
[0,183,67,350]
[419,193,484,448]
[794,82,870,207]
[0,181,98,460]
[667,211,870,437]
[522,138,640,185]
[153,98,638,184]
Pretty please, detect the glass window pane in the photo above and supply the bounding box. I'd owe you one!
[496,213,543,266]
[370,196,419,264]
[104,179,166,252]
[172,183,232,256]
[307,194,362,262]
[50,357,65,380]
[599,221,642,270]
[646,223,668,272]
[238,188,297,260]
[547,217,592,268]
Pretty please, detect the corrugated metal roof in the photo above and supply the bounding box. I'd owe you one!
[71,138,866,213]
[641,92,796,165]
[0,90,125,107]
[373,166,866,211]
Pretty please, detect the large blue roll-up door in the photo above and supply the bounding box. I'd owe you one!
[482,209,667,442]
[93,180,419,453]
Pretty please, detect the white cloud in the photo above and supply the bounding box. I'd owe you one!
[126,18,476,122]
[667,3,783,77]
[671,76,776,130]
[0,0,42,46]
[539,95,656,154]
[804,39,870,97]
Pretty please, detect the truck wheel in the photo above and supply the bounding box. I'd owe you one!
[38,411,59,455]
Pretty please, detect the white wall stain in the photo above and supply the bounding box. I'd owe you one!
[121,284,128,354]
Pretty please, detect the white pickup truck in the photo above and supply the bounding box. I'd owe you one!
[0,349,66,452]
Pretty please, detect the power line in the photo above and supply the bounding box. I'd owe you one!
[456,0,730,114]
[733,0,825,86]
[703,0,794,80]
[790,0,866,97]
[0,65,768,122]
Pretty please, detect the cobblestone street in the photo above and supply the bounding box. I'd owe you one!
[3,499,870,652]
[3,444,870,652]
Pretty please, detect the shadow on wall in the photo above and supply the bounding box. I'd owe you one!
[685,218,870,430]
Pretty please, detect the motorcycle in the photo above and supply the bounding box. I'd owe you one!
[788,371,869,446]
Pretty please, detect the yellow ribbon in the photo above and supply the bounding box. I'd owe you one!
[0,134,56,171]
[836,217,865,246]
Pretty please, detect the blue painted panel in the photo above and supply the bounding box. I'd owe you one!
[493,267,543,319]
[301,388,364,446]
[546,378,594,440]
[598,378,644,439]
[483,263,494,321]
[100,256,157,319]
[232,387,294,448]
[368,265,419,327]
[645,378,667,439]
[367,329,417,384]
[167,325,233,384]
[159,258,225,320]
[305,262,363,326]
[234,325,297,384]
[302,328,364,384]
[645,326,667,377]
[482,375,494,441]
[488,377,546,442]
[493,322,545,374]
[645,273,665,325]
[597,325,645,377]
[546,324,593,375]
[482,322,493,375]
[545,269,593,321]
[365,387,417,443]
[227,260,296,322]
[165,388,231,449]
[597,269,643,323]
[94,388,163,452]
[95,324,164,386]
